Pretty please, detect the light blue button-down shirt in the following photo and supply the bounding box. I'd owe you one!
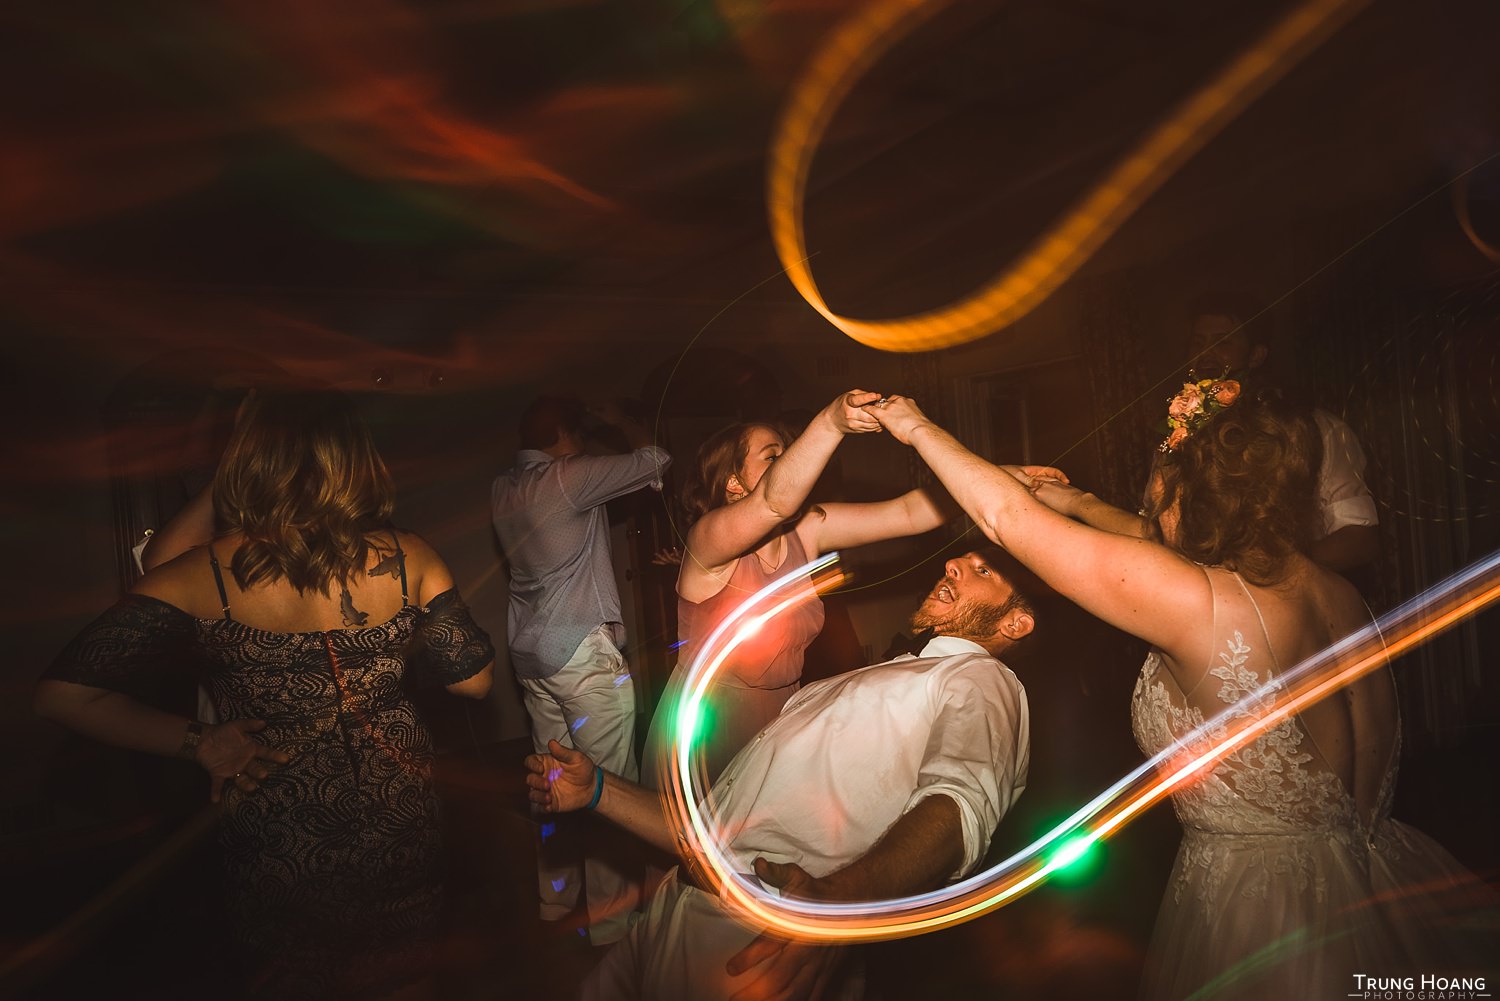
[491,445,670,679]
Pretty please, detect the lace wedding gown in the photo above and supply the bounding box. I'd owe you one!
[1130,568,1492,1000]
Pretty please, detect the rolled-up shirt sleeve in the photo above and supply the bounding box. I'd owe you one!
[556,446,671,510]
[1314,411,1378,535]
[903,662,1030,880]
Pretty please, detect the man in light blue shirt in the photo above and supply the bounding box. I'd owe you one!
[492,395,670,945]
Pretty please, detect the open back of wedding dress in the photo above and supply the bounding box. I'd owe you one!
[1130,567,1494,1000]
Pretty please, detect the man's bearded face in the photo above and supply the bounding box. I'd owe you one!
[909,552,1016,646]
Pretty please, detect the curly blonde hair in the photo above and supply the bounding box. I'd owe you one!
[1143,397,1322,586]
[213,389,395,595]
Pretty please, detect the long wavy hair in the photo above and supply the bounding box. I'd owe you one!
[213,389,395,595]
[678,421,790,528]
[1142,396,1322,586]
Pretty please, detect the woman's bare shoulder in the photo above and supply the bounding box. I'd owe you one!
[675,546,739,604]
[389,529,440,567]
[1280,557,1368,638]
[389,530,456,602]
[130,544,218,612]
[1316,564,1369,629]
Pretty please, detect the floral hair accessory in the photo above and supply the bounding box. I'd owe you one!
[1160,377,1240,452]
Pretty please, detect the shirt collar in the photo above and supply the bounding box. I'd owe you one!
[918,635,992,659]
[516,449,554,469]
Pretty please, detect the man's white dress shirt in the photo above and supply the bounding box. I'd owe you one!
[584,634,1029,1001]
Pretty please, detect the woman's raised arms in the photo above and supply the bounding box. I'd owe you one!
[871,396,1213,668]
[682,390,881,576]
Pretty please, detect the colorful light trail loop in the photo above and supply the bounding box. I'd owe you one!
[663,549,1500,943]
[767,0,1371,352]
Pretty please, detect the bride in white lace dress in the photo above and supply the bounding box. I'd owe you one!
[1128,565,1487,998]
[868,388,1493,999]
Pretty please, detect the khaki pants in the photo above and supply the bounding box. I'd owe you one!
[519,625,640,945]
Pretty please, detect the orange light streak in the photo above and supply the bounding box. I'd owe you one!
[767,0,1371,351]
[662,550,1500,943]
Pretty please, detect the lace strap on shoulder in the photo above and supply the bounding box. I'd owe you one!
[1230,571,1279,675]
[1174,564,1221,705]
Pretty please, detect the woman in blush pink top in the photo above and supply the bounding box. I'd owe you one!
[643,390,952,788]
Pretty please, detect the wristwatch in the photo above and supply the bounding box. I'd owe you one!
[178,720,204,762]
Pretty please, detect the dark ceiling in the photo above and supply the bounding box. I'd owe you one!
[3,0,1499,377]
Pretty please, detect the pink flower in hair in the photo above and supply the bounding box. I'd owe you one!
[1159,376,1241,452]
[1168,383,1204,419]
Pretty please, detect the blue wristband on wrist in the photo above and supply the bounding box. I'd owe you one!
[586,766,605,811]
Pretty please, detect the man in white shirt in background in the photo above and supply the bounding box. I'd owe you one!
[1183,294,1380,573]
[1051,295,1381,575]
[492,395,671,945]
[527,547,1036,1000]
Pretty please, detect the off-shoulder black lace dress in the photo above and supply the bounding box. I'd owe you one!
[46,546,493,999]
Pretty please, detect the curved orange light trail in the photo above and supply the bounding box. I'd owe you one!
[767,0,1371,352]
[1454,172,1500,265]
[662,549,1500,943]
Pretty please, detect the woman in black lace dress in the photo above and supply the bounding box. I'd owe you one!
[36,389,495,999]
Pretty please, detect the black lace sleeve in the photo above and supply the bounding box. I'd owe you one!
[409,589,494,688]
[44,595,193,696]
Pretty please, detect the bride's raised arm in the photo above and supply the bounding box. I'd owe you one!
[870,395,1210,663]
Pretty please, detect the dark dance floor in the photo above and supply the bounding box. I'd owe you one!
[7,728,1494,1000]
[0,730,1167,1000]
